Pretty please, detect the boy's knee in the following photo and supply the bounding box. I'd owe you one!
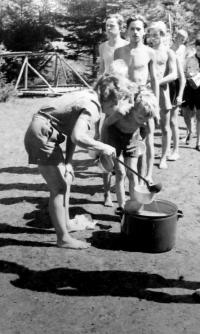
[170,119,176,128]
[126,169,135,181]
[161,125,170,135]
[115,168,126,180]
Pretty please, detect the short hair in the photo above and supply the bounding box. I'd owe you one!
[127,15,147,29]
[106,13,124,29]
[148,21,167,37]
[135,89,160,120]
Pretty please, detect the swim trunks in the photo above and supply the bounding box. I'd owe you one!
[169,79,180,105]
[102,125,141,158]
[182,82,200,110]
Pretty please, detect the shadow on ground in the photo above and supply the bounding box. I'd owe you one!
[0,260,199,303]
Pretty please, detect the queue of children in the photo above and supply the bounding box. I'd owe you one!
[97,13,199,214]
[24,11,199,249]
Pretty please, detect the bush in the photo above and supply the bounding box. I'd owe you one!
[0,61,16,102]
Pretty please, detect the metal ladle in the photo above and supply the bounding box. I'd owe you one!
[115,157,162,194]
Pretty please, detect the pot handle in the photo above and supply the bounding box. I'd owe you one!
[177,209,184,220]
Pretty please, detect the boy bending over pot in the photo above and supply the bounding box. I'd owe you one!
[95,67,159,216]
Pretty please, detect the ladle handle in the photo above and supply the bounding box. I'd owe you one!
[115,157,150,188]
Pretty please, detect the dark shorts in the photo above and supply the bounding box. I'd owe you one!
[182,82,200,110]
[24,114,65,165]
[102,125,140,158]
[169,79,180,105]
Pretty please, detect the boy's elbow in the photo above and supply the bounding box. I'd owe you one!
[71,131,81,145]
[71,132,87,147]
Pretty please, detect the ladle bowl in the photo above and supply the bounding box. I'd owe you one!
[148,182,162,193]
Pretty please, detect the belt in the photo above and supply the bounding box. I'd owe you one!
[37,110,61,133]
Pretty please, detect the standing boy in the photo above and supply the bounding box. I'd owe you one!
[114,15,159,185]
[99,13,128,207]
[148,21,177,169]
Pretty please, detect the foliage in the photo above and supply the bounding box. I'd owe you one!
[0,0,200,81]
[0,57,16,102]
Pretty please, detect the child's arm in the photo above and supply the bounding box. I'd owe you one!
[176,57,186,104]
[159,49,177,86]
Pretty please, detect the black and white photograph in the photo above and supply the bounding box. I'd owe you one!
[0,0,200,333]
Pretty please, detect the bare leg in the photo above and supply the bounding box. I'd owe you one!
[102,172,113,207]
[145,118,155,182]
[125,156,138,200]
[114,153,126,209]
[159,109,171,169]
[168,106,180,160]
[39,164,90,249]
[182,106,195,144]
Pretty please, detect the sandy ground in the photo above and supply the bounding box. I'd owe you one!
[0,97,200,334]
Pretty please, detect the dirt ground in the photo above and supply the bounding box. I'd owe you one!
[0,96,200,334]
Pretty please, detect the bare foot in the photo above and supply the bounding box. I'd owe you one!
[57,237,91,249]
[159,159,168,169]
[104,194,113,207]
[167,152,179,161]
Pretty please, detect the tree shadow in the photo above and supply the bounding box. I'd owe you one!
[0,238,54,248]
[154,143,162,148]
[0,183,48,191]
[0,196,48,205]
[0,260,199,303]
[75,171,102,179]
[73,157,94,172]
[0,223,54,235]
[0,182,103,195]
[71,184,103,195]
[0,166,39,174]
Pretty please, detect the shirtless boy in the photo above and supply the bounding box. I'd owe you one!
[99,13,128,207]
[148,21,177,168]
[96,72,159,213]
[114,15,159,187]
[99,13,128,75]
[24,89,116,249]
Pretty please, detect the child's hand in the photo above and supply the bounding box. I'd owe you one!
[102,144,116,157]
[176,96,183,106]
[64,164,75,183]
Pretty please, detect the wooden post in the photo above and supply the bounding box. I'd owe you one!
[24,56,28,89]
[62,56,91,89]
[58,55,68,83]
[27,62,56,93]
[54,53,58,87]
[15,56,28,90]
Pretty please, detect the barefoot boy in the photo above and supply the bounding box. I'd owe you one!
[148,21,177,168]
[96,72,159,214]
[24,89,116,249]
[114,15,159,183]
[99,13,128,207]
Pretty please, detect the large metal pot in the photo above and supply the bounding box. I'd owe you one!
[121,199,183,253]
